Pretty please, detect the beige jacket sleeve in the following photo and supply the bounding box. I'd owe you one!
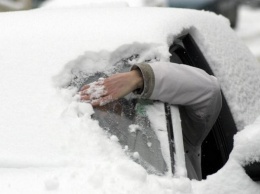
[132,62,222,128]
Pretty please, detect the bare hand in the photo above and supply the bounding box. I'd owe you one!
[80,70,143,106]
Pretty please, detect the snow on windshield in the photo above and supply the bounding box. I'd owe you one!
[53,42,169,89]
[0,6,260,194]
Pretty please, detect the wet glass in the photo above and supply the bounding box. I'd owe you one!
[92,98,168,175]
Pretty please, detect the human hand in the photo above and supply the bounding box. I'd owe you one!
[80,70,143,106]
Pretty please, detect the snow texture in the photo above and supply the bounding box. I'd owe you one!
[0,5,259,194]
[41,0,167,8]
[231,115,260,165]
[236,6,260,61]
[41,0,129,8]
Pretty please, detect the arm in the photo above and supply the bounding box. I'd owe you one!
[80,62,222,128]
[133,62,222,121]
[134,62,222,147]
[80,70,143,106]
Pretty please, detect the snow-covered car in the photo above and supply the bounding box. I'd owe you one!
[0,2,260,194]
[244,0,260,7]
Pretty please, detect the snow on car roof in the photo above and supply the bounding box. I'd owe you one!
[41,0,164,8]
[0,6,259,194]
[2,6,259,129]
[41,0,130,8]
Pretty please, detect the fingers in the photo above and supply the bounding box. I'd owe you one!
[79,72,133,107]
[80,79,106,95]
[90,95,114,107]
[80,78,112,106]
[80,88,108,101]
[80,77,105,91]
[80,94,91,101]
[80,84,89,92]
[80,90,115,107]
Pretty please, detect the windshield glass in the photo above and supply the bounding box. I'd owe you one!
[76,59,171,175]
[73,55,170,175]
[93,98,168,175]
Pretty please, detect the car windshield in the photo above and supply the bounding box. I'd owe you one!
[76,61,171,175]
[73,35,206,177]
[76,60,170,175]
[93,98,168,175]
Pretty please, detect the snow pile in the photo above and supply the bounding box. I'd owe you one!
[190,23,260,130]
[231,116,260,165]
[53,42,169,89]
[0,6,260,194]
[193,116,260,194]
[192,157,260,194]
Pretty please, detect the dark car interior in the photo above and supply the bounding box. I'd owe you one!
[169,33,260,181]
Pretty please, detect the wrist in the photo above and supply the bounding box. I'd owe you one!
[130,69,144,90]
[131,63,155,98]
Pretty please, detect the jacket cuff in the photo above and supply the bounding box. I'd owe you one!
[131,63,155,98]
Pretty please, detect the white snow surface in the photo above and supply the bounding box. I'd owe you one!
[236,6,260,61]
[41,0,129,8]
[41,0,166,8]
[0,6,260,194]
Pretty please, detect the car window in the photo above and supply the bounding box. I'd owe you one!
[77,60,171,176]
[93,98,168,175]
[169,33,238,178]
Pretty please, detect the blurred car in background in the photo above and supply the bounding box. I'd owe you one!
[32,0,45,8]
[0,0,48,11]
[242,0,260,7]
[167,0,240,28]
[0,0,32,11]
